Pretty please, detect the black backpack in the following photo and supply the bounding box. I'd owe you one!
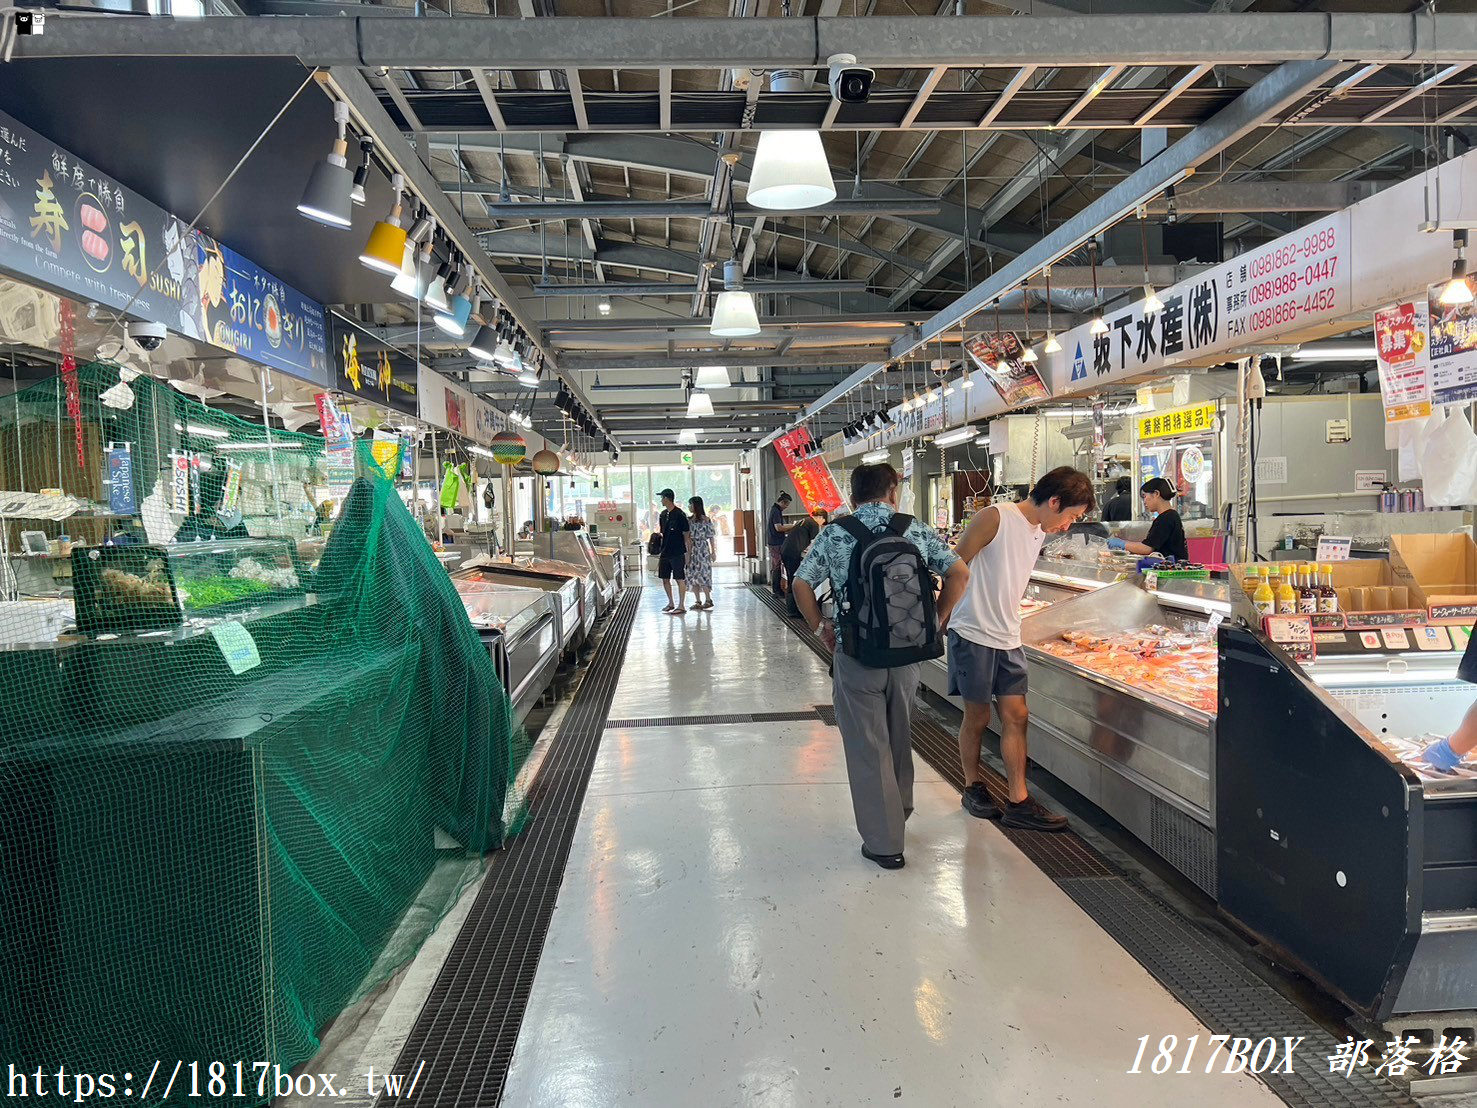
[834,513,944,668]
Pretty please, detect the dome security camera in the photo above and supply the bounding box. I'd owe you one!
[126,320,167,352]
[828,53,874,104]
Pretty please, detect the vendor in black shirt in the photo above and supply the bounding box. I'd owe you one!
[1103,476,1133,522]
[1108,477,1188,562]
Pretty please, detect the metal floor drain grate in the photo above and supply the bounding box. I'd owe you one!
[755,585,1415,1108]
[605,710,822,728]
[377,588,643,1108]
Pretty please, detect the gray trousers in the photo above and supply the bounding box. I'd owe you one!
[832,649,921,855]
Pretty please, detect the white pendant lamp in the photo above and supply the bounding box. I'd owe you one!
[1042,332,1063,354]
[710,259,760,337]
[678,428,699,445]
[747,72,836,211]
[696,365,731,389]
[297,101,354,229]
[686,391,715,418]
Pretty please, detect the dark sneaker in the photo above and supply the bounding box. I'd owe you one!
[961,783,1001,820]
[1001,796,1068,833]
[861,845,905,870]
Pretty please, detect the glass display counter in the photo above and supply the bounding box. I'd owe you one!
[451,579,560,723]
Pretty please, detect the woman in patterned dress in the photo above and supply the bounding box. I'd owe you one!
[686,496,717,609]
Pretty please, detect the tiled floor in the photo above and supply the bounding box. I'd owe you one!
[500,574,1282,1106]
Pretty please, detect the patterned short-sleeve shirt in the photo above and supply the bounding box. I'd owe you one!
[794,501,958,619]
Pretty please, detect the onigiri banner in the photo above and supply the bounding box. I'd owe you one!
[0,108,330,387]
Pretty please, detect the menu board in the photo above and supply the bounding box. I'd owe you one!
[773,427,844,513]
[0,109,329,386]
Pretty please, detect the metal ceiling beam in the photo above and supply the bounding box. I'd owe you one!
[461,197,944,220]
[530,279,869,296]
[789,57,1346,432]
[542,311,933,331]
[561,350,890,370]
[318,68,615,444]
[22,13,1476,66]
[1144,179,1381,214]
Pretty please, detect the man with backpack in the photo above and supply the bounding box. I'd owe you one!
[791,463,968,870]
[949,466,1094,832]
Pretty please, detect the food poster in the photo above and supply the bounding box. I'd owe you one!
[1374,301,1433,422]
[1426,279,1477,406]
[964,332,1051,406]
[0,109,329,386]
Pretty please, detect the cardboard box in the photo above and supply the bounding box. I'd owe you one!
[1232,559,1424,624]
[1390,533,1477,610]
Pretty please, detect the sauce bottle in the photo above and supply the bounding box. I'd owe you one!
[1297,564,1319,614]
[1318,564,1340,614]
[1253,567,1275,618]
[1275,566,1298,614]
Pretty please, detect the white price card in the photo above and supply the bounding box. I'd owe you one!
[1316,536,1353,562]
[210,621,262,675]
[1354,469,1387,492]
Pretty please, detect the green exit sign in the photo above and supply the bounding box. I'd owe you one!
[681,451,694,465]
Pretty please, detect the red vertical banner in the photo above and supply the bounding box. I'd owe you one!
[59,300,85,467]
[774,428,844,513]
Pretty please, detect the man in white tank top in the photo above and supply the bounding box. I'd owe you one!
[946,467,1095,832]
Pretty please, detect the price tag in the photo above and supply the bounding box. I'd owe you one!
[210,621,262,675]
[1207,611,1224,638]
[1315,536,1352,562]
[1144,570,1160,592]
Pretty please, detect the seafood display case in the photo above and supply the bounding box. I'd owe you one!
[522,532,618,612]
[451,578,560,722]
[456,560,587,654]
[1218,621,1477,1020]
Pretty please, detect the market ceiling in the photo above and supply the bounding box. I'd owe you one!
[7,6,1468,448]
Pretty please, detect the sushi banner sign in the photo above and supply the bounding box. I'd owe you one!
[0,109,330,387]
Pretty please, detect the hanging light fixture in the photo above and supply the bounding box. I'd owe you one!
[710,259,760,337]
[517,356,540,388]
[1139,213,1164,313]
[424,249,454,314]
[746,72,837,210]
[1020,286,1038,362]
[597,298,612,315]
[1041,266,1063,353]
[678,428,699,445]
[686,390,715,418]
[434,271,475,338]
[1088,240,1109,335]
[391,211,434,299]
[696,365,731,389]
[467,307,501,362]
[1441,230,1474,306]
[359,172,408,274]
[350,137,373,206]
[297,100,354,229]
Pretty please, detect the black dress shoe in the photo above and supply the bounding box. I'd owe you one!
[861,845,905,869]
[961,783,1001,820]
[1000,796,1068,833]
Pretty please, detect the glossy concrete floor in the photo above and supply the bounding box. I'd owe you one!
[500,573,1283,1107]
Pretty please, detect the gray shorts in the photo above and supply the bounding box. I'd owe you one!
[946,631,1028,703]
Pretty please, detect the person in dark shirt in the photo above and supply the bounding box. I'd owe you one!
[1109,477,1188,562]
[766,492,795,597]
[1103,476,1133,522]
[782,508,828,614]
[657,487,691,615]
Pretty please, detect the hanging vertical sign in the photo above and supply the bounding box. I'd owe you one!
[59,299,84,467]
[169,451,191,514]
[1426,278,1477,406]
[104,442,135,515]
[774,427,844,513]
[1374,301,1433,422]
[315,392,356,496]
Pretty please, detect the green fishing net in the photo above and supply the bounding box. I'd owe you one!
[0,363,529,1104]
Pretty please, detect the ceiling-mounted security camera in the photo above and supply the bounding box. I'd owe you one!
[126,320,167,353]
[828,53,874,104]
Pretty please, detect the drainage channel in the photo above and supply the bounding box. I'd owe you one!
[750,585,1417,1108]
[605,709,825,728]
[373,588,642,1108]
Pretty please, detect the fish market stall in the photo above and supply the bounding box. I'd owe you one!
[520,531,619,612]
[1219,617,1477,1022]
[452,578,560,722]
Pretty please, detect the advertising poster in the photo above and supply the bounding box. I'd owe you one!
[773,427,844,513]
[334,328,418,416]
[1426,279,1477,406]
[105,442,135,516]
[315,392,357,496]
[964,333,1050,406]
[0,109,329,386]
[1374,301,1433,422]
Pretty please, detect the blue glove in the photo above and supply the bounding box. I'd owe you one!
[1423,736,1464,773]
[1107,537,1126,551]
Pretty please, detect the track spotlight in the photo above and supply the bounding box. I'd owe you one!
[350,137,373,206]
[298,100,354,229]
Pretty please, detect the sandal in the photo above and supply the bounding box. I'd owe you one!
[670,607,687,615]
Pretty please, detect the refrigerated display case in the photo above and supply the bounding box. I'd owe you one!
[1218,621,1477,1019]
[451,578,560,722]
[521,531,617,612]
[457,561,586,654]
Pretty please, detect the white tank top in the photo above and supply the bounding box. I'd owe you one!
[949,501,1045,650]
